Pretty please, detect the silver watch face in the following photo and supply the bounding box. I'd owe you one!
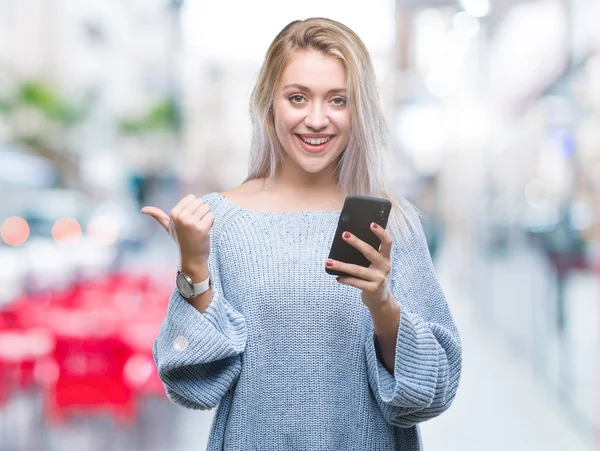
[176,272,193,298]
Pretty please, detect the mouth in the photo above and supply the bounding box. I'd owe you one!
[295,134,334,153]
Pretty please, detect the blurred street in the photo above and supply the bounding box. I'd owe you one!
[420,241,595,451]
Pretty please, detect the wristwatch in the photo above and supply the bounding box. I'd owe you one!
[176,269,211,299]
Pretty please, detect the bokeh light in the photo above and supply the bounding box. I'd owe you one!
[52,217,82,244]
[0,216,30,246]
[87,215,119,246]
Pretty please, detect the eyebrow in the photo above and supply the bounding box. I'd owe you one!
[283,84,347,95]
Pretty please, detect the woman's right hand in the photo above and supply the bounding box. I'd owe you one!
[141,194,214,266]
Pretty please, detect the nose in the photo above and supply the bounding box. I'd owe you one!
[304,103,329,130]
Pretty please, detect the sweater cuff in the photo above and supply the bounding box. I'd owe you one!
[155,288,246,373]
[366,308,439,408]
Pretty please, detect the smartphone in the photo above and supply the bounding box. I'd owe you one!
[326,195,392,278]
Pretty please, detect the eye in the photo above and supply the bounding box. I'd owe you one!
[332,97,346,106]
[289,94,306,104]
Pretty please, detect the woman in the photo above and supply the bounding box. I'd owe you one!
[142,17,461,450]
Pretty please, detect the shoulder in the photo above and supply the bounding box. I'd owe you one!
[201,179,261,207]
[212,178,271,211]
[388,197,423,242]
[388,198,435,267]
[200,178,266,232]
[224,178,265,195]
[400,198,423,233]
[221,178,266,202]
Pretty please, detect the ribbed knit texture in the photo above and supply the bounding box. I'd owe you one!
[153,192,462,450]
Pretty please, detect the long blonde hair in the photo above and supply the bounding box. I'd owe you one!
[246,17,419,238]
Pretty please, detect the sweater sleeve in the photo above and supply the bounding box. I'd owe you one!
[152,222,247,411]
[365,202,462,427]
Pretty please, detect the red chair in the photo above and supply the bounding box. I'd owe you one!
[45,333,135,426]
[0,327,55,391]
[120,317,165,397]
[0,360,7,406]
[1,269,171,427]
[39,304,134,426]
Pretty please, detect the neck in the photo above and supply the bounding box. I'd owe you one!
[269,155,341,196]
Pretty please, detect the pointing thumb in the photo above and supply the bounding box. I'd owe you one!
[141,206,170,232]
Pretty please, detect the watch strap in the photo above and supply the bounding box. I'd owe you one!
[192,276,211,296]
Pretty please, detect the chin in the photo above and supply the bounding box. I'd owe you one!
[301,166,326,174]
[297,159,336,174]
[286,140,344,173]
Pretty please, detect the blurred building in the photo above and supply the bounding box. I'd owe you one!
[391,0,600,440]
[179,58,256,191]
[0,0,185,195]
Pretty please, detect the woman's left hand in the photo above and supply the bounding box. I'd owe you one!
[326,222,393,309]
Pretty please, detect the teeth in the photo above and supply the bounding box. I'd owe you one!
[300,136,331,145]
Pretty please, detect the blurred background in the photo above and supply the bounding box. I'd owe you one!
[0,0,598,450]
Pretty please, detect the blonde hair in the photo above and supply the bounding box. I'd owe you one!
[246,17,419,238]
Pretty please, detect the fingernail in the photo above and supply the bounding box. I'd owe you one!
[372,223,379,229]
[326,259,334,267]
[343,232,350,239]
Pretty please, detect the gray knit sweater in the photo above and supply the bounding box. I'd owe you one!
[153,192,462,450]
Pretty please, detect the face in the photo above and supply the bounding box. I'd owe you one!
[273,49,350,177]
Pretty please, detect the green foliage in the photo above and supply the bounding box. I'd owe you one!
[0,98,11,114]
[119,97,181,135]
[0,80,86,125]
[14,134,43,148]
[17,81,85,125]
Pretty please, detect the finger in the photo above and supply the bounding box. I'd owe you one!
[326,258,373,281]
[191,202,211,220]
[180,198,206,217]
[167,217,178,243]
[336,275,371,291]
[170,194,196,217]
[370,222,393,260]
[341,231,385,266]
[196,210,215,231]
[140,206,170,231]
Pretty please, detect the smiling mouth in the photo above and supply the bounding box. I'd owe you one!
[297,135,332,145]
[295,134,334,153]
